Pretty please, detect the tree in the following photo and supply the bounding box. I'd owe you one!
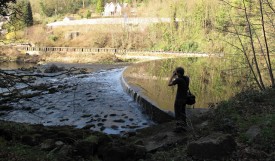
[8,0,33,30]
[23,0,33,26]
[0,0,16,16]
[220,0,275,90]
[96,0,104,14]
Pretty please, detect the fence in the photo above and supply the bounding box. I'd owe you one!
[15,46,221,57]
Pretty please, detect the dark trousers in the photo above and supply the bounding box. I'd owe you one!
[174,99,187,126]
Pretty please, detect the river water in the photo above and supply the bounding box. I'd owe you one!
[0,63,153,135]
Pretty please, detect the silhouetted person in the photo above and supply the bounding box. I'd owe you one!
[168,67,189,132]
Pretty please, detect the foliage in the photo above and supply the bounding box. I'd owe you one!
[23,0,34,27]
[39,0,85,17]
[218,0,275,90]
[0,0,16,16]
[3,0,33,36]
[86,9,91,18]
[210,88,275,152]
[48,34,58,42]
[96,0,104,14]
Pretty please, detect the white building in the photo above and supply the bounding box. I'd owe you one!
[103,2,130,16]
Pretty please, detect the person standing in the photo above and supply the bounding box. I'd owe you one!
[168,67,189,132]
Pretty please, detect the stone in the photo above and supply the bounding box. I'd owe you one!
[55,141,64,146]
[245,125,261,142]
[40,139,55,151]
[187,132,236,160]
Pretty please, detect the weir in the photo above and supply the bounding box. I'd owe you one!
[121,68,174,123]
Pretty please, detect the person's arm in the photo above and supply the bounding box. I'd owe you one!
[186,76,190,89]
[168,71,177,86]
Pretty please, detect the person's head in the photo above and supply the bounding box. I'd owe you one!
[175,67,184,77]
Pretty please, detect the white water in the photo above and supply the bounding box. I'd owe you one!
[1,68,153,135]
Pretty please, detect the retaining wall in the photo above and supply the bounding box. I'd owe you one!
[121,68,174,123]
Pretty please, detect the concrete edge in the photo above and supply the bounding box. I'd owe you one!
[120,67,174,124]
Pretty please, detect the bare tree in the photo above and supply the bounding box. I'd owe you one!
[220,0,275,90]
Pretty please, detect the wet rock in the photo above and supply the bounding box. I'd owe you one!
[88,98,96,101]
[44,64,65,73]
[100,126,106,131]
[96,118,102,121]
[86,119,94,123]
[111,125,119,130]
[187,132,236,160]
[82,124,95,130]
[129,125,140,129]
[60,118,69,122]
[97,123,104,127]
[22,107,32,111]
[48,88,58,94]
[114,119,125,123]
[81,114,92,118]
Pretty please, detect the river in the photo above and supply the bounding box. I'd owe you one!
[0,63,153,135]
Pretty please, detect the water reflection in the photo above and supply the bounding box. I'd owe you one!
[123,58,249,111]
[0,62,36,70]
